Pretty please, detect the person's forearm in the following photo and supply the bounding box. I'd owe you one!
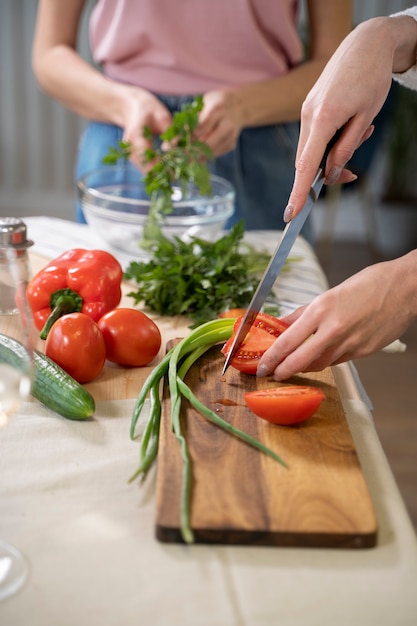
[230,0,352,128]
[374,14,417,74]
[394,249,417,319]
[32,45,130,126]
[390,11,417,73]
[229,58,336,128]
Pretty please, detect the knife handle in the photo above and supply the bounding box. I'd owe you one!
[319,126,345,169]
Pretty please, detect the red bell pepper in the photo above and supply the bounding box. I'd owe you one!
[27,249,123,339]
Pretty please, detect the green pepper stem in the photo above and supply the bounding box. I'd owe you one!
[40,288,84,339]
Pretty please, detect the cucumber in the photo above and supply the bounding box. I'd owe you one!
[0,332,95,420]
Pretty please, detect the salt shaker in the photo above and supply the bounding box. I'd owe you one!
[0,218,33,315]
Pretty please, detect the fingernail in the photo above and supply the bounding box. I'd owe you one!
[283,204,293,223]
[347,173,358,183]
[256,363,269,378]
[326,166,342,186]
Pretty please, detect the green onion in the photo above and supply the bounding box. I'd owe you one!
[129,318,287,543]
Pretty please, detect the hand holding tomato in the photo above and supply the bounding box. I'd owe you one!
[221,312,289,375]
[98,308,161,367]
[45,312,106,383]
[257,254,416,380]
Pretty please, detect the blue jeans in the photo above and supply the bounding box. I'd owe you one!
[75,94,313,242]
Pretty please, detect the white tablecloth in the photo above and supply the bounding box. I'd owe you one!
[1,218,416,626]
[22,216,329,315]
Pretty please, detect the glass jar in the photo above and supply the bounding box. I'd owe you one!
[0,218,33,315]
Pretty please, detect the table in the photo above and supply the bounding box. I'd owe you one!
[1,217,417,626]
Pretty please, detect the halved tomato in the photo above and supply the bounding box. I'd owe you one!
[221,312,289,375]
[244,386,325,425]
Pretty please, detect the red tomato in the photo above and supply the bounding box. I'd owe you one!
[217,308,247,319]
[45,312,106,383]
[221,312,289,375]
[97,308,161,367]
[244,386,325,425]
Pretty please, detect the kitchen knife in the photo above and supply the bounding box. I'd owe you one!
[222,130,343,375]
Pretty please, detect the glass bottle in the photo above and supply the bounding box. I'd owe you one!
[0,218,33,315]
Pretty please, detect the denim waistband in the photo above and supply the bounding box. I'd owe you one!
[154,93,198,113]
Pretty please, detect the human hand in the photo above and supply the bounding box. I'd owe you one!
[195,89,244,156]
[257,253,417,379]
[120,86,172,172]
[284,18,397,222]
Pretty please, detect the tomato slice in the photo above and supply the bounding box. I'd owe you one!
[221,312,289,375]
[244,386,325,425]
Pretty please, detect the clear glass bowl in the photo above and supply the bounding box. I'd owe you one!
[77,165,235,261]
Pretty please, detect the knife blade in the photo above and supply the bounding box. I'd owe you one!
[222,129,345,375]
[221,128,345,375]
[221,170,325,375]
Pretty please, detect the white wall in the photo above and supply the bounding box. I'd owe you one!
[0,0,412,221]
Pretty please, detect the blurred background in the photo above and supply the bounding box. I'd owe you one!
[0,0,415,221]
[1,0,416,530]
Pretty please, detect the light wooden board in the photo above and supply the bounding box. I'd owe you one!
[155,345,378,548]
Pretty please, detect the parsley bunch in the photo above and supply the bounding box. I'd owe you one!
[124,222,271,327]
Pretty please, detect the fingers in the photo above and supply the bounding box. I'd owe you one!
[278,306,307,326]
[256,314,319,378]
[123,100,172,172]
[260,327,349,381]
[145,105,173,136]
[256,299,354,380]
[196,90,241,156]
[284,125,328,219]
[359,124,375,146]
[285,119,374,220]
[196,105,218,139]
[197,114,238,156]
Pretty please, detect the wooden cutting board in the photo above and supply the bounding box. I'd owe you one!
[155,344,377,548]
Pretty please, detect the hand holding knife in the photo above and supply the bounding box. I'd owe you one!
[222,128,344,375]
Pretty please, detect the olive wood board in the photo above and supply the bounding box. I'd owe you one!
[155,344,378,548]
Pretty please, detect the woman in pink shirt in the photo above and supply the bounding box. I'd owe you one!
[32,0,351,237]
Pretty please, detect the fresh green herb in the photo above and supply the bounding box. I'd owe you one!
[101,140,132,165]
[124,221,279,327]
[142,95,213,216]
[129,318,287,544]
[102,96,214,246]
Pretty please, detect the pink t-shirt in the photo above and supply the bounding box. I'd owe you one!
[89,0,302,94]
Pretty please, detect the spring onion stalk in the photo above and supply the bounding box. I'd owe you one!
[128,383,162,483]
[130,349,173,440]
[167,320,235,543]
[129,318,287,543]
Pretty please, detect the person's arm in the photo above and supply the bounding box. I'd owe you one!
[392,6,417,90]
[32,0,172,168]
[196,0,352,156]
[283,12,417,222]
[256,11,417,380]
[257,249,417,380]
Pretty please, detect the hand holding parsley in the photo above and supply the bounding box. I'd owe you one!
[103,96,213,219]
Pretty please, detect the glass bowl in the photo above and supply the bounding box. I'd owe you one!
[77,165,235,261]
